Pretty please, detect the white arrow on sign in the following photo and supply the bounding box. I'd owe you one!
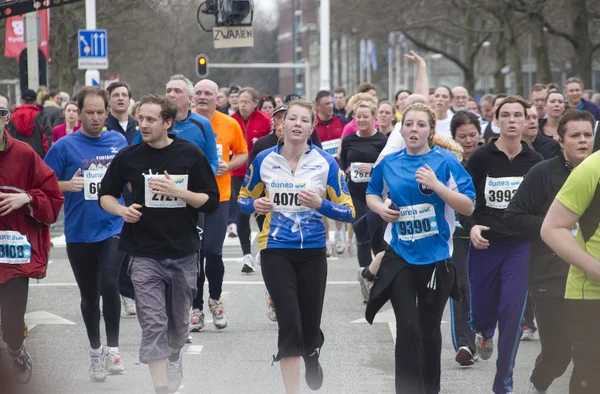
[351,307,396,344]
[92,33,98,56]
[25,311,75,331]
[99,33,106,56]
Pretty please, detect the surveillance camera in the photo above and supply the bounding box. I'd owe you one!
[220,0,252,26]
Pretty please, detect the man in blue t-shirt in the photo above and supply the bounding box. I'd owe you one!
[132,75,219,174]
[44,87,128,382]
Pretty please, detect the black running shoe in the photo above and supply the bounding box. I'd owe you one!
[304,349,323,391]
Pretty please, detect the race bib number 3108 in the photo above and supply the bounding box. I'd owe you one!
[144,174,189,208]
[484,176,523,210]
[269,179,311,213]
[0,231,31,264]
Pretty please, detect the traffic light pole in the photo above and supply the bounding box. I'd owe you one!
[84,0,100,87]
[24,12,39,91]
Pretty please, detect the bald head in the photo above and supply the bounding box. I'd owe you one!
[194,79,219,116]
[452,86,469,111]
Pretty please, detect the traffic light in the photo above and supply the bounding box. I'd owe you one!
[196,54,209,78]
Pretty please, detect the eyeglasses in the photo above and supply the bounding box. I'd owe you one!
[0,109,9,117]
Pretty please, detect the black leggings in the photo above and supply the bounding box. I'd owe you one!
[67,236,124,349]
[261,248,327,360]
[238,213,265,256]
[351,195,372,267]
[0,277,29,351]
[382,251,454,394]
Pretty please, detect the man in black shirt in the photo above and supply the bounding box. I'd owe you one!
[98,94,219,394]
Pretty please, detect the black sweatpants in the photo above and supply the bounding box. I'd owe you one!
[530,297,572,391]
[261,248,327,360]
[565,299,600,394]
[0,277,29,351]
[228,175,243,225]
[382,251,454,394]
[523,296,537,330]
[449,237,475,354]
[118,254,135,299]
[351,195,371,268]
[66,236,124,349]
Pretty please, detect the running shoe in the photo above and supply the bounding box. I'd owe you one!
[521,325,537,341]
[475,334,494,361]
[105,352,125,374]
[347,238,356,257]
[455,346,475,366]
[8,343,33,384]
[304,349,323,391]
[326,241,333,258]
[227,223,238,238]
[190,308,205,332]
[265,290,277,322]
[241,254,256,273]
[356,268,372,302]
[89,348,107,382]
[527,382,547,394]
[334,232,345,255]
[209,299,228,329]
[167,353,183,393]
[120,296,136,316]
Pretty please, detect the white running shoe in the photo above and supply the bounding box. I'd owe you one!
[334,232,345,255]
[190,308,205,332]
[209,299,228,329]
[475,334,494,361]
[89,348,107,382]
[521,326,537,341]
[347,237,356,257]
[227,223,238,238]
[120,296,136,316]
[241,254,256,273]
[168,353,183,393]
[265,290,277,322]
[105,352,125,374]
[326,241,333,258]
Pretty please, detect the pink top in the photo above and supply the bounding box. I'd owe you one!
[52,122,82,143]
[341,119,379,139]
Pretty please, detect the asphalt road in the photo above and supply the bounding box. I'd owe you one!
[0,225,571,394]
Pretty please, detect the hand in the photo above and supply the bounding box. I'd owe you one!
[404,50,426,68]
[216,160,229,176]
[253,197,273,215]
[415,164,442,193]
[379,202,401,223]
[357,164,372,174]
[121,203,143,223]
[69,168,84,193]
[148,171,183,199]
[470,225,490,249]
[298,189,323,210]
[0,192,31,217]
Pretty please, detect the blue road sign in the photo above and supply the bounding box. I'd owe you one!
[78,29,108,70]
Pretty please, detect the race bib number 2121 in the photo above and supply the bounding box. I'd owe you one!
[144,174,189,208]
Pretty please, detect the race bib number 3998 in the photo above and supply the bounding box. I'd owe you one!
[484,176,523,209]
[0,231,31,264]
[269,179,311,213]
[144,174,189,208]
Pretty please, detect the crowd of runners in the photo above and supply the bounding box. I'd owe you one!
[1,49,600,394]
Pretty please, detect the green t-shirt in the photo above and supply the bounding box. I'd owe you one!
[556,150,600,300]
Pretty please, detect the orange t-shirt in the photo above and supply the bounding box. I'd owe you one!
[210,111,248,201]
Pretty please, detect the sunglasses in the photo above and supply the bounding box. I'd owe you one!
[0,108,9,117]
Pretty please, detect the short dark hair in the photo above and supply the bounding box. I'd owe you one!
[358,83,376,93]
[495,96,530,119]
[565,77,583,90]
[436,86,453,99]
[333,87,346,95]
[315,90,331,105]
[137,94,177,131]
[557,109,595,138]
[546,83,560,93]
[394,89,412,102]
[451,110,481,139]
[545,90,565,104]
[107,81,132,99]
[492,93,507,107]
[76,87,109,110]
[530,83,548,95]
[258,95,276,111]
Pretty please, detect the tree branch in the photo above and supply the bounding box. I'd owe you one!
[401,29,467,73]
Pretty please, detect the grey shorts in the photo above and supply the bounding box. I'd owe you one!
[129,251,199,363]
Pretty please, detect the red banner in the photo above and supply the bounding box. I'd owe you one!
[4,9,50,60]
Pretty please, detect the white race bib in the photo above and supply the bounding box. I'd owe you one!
[144,174,189,208]
[484,176,523,209]
[321,139,340,156]
[216,144,223,160]
[0,231,31,264]
[83,168,107,200]
[396,203,438,241]
[269,179,311,213]
[350,162,372,183]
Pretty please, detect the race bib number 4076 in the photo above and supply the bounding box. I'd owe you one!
[484,176,523,209]
[0,231,31,264]
[269,179,311,213]
[144,174,189,208]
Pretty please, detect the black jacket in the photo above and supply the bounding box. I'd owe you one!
[104,112,139,145]
[531,131,561,160]
[459,140,543,239]
[503,155,572,298]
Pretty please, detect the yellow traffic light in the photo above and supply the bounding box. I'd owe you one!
[196,54,209,78]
